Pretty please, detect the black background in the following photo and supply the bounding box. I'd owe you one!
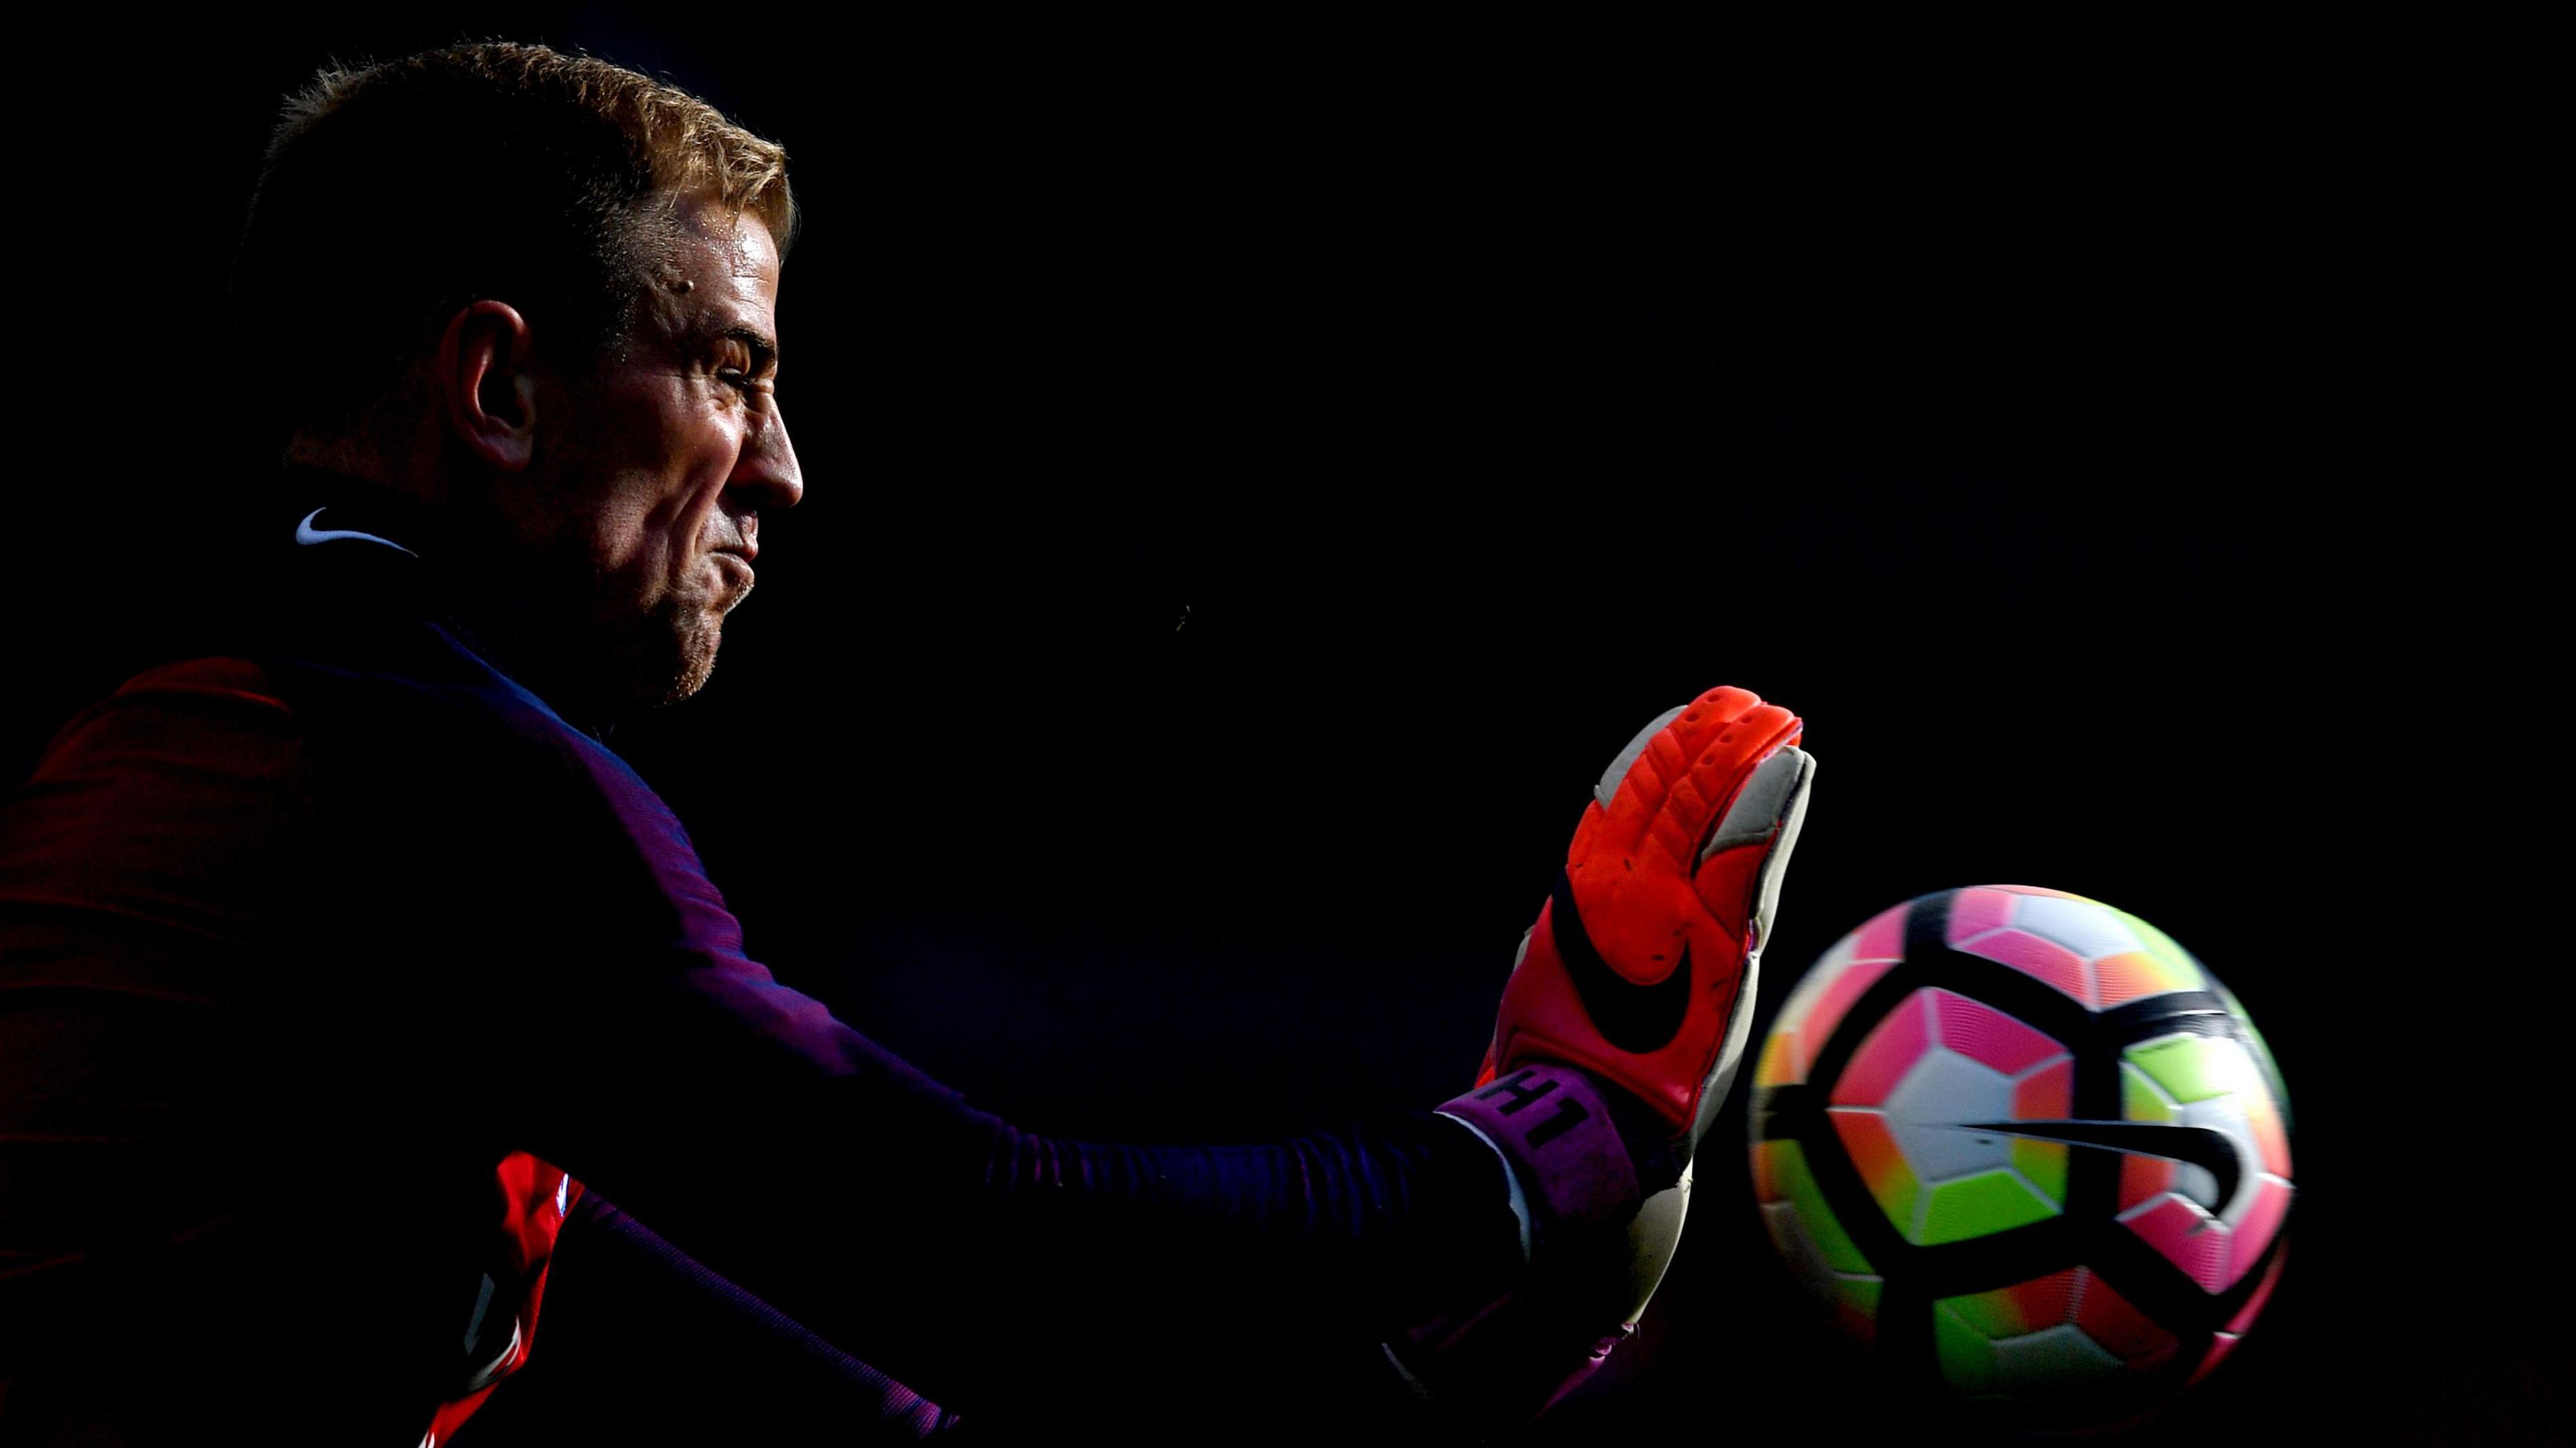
[12,10,2558,1444]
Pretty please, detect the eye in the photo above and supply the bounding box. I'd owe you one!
[712,341,751,387]
[708,336,775,398]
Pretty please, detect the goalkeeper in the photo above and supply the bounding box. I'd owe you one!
[0,44,1811,1446]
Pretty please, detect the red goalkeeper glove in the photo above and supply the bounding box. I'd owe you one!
[1479,683,1810,1156]
[1397,685,1814,1423]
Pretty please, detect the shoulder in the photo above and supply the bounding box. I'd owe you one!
[19,657,310,799]
[3,659,317,950]
[253,616,618,797]
[12,635,620,868]
[25,638,564,801]
[247,624,722,936]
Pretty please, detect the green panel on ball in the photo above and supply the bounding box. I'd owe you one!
[1921,1170,2055,1245]
[1762,1139,1876,1276]
[2123,1062,2177,1122]
[1935,1303,1997,1395]
[2014,1137,2069,1206]
[1835,1275,1883,1319]
[1829,1111,1922,1239]
[1939,1286,2021,1339]
[2128,1036,2233,1104]
[2117,911,2206,987]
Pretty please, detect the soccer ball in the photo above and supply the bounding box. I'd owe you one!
[1746,885,2292,1418]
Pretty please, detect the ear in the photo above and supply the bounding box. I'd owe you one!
[435,300,539,472]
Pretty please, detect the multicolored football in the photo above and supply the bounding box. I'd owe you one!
[1747,885,2292,1419]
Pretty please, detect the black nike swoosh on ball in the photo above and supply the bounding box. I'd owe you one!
[1550,869,1692,1055]
[1961,1119,2244,1209]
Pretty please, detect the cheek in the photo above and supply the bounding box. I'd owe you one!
[652,419,750,570]
[686,420,747,512]
[577,384,707,564]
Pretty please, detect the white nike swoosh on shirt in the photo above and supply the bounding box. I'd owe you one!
[296,508,419,557]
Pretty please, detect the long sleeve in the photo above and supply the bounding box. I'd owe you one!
[2,644,1523,1440]
[350,643,1523,1426]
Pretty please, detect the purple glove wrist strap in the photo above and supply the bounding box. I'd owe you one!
[1438,1062,1642,1241]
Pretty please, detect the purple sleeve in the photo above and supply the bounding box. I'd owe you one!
[1,651,1523,1440]
[409,704,1524,1428]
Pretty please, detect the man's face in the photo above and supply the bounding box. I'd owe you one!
[511,193,802,710]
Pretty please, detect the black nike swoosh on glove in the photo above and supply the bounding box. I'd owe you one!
[1550,869,1692,1055]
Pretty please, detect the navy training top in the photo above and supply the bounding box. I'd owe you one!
[0,498,1522,1443]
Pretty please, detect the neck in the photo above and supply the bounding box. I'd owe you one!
[282,467,627,733]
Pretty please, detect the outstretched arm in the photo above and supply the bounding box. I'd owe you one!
[286,647,1534,1431]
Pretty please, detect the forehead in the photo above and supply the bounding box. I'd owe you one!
[657,193,782,322]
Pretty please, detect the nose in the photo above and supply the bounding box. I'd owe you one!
[729,396,804,513]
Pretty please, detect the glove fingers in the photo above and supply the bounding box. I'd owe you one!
[1683,746,1815,1144]
[1693,744,1816,949]
[1589,687,1778,861]
[1591,705,1687,816]
[1652,701,1799,872]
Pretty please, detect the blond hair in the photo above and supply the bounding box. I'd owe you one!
[235,42,796,437]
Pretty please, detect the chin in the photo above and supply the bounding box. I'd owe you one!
[637,631,718,708]
[665,650,719,705]
[581,578,738,712]
[597,608,724,712]
[662,619,725,705]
